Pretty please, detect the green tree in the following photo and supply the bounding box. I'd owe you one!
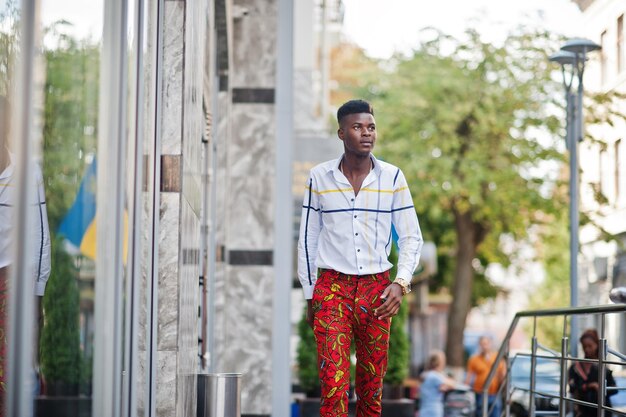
[383,245,409,389]
[42,24,99,231]
[0,0,19,95]
[385,299,409,387]
[40,238,81,394]
[528,207,569,349]
[38,24,99,395]
[297,305,321,396]
[366,29,567,367]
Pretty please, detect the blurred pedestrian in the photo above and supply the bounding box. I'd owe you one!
[297,99,423,417]
[568,328,617,417]
[419,350,457,417]
[465,335,504,417]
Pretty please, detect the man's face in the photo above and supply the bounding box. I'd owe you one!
[338,112,376,157]
[479,337,491,354]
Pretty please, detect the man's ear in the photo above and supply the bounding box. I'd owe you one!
[337,127,344,140]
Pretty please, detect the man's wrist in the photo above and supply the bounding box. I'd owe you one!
[392,277,411,295]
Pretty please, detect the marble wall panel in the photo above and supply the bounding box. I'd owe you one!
[177,197,200,376]
[231,0,277,87]
[176,374,197,417]
[214,92,231,247]
[158,192,181,350]
[211,263,227,367]
[226,175,274,249]
[162,1,184,155]
[139,194,153,353]
[220,265,275,415]
[209,89,231,371]
[156,350,178,417]
[227,103,275,249]
[293,69,324,135]
[229,104,276,179]
[181,0,206,217]
[136,350,146,414]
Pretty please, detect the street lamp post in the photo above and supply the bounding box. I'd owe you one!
[549,38,600,358]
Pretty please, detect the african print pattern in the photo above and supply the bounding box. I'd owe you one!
[312,269,391,417]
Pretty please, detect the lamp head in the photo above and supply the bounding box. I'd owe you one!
[561,38,601,55]
[549,50,577,66]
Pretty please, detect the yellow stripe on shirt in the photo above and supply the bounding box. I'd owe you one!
[305,185,409,195]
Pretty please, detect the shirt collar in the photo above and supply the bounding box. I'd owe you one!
[328,153,381,176]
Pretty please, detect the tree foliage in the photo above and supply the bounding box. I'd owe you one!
[38,24,99,392]
[384,245,409,387]
[42,24,99,231]
[296,305,320,396]
[0,0,19,95]
[40,237,81,392]
[528,204,570,349]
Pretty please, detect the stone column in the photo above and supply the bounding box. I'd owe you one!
[157,0,208,416]
[215,0,278,415]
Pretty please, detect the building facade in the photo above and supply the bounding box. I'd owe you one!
[574,0,626,349]
[0,0,294,416]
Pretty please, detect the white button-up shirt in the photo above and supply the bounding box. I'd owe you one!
[0,157,51,296]
[297,154,423,299]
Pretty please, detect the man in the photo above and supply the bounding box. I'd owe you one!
[297,99,423,417]
[465,335,505,417]
[0,95,51,402]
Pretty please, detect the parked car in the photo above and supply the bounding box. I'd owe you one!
[508,354,626,417]
[608,376,626,413]
[508,354,561,417]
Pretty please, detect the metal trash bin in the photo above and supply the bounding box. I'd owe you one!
[198,373,242,417]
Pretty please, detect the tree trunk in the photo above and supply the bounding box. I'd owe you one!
[445,209,485,368]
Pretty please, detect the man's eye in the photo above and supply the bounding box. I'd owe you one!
[368,126,375,131]
[353,126,360,131]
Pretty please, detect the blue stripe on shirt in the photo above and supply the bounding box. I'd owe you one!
[304,179,313,285]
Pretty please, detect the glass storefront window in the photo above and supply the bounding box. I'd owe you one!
[39,8,101,403]
[1,0,152,415]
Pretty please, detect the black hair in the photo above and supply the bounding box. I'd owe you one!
[336,99,374,125]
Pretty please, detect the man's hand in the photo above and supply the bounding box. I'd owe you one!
[375,283,403,319]
[306,299,314,329]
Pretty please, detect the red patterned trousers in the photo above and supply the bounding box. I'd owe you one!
[312,269,391,417]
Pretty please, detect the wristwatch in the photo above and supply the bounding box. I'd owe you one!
[393,277,411,295]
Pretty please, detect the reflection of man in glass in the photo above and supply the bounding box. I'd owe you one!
[0,95,51,403]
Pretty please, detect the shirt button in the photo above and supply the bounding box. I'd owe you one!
[354,215,357,218]
[357,249,361,252]
[359,266,363,270]
[351,198,354,202]
[355,233,359,236]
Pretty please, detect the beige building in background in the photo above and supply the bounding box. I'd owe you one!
[574,0,626,349]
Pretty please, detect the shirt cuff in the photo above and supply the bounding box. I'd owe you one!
[34,281,47,297]
[302,285,315,300]
[395,269,413,282]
